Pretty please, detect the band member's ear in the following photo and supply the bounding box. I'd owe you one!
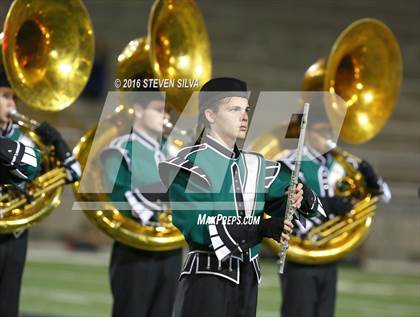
[204,108,216,124]
[133,103,144,119]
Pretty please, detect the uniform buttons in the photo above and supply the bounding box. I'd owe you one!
[241,240,246,244]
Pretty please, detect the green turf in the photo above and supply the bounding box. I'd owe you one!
[20,257,420,317]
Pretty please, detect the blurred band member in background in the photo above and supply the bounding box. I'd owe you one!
[101,85,182,317]
[0,67,81,317]
[280,123,391,317]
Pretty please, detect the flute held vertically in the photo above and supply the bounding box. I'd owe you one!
[278,102,310,274]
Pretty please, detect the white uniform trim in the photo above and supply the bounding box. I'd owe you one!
[252,258,262,284]
[21,146,37,168]
[195,253,241,285]
[214,246,231,262]
[180,253,198,277]
[243,153,260,217]
[264,161,280,189]
[11,141,20,165]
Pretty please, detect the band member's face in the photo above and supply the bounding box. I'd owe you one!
[0,87,16,126]
[206,96,250,141]
[134,100,169,134]
[307,129,332,153]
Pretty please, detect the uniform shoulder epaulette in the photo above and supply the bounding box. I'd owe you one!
[278,149,297,171]
[18,134,36,149]
[176,144,207,160]
[100,134,132,170]
[159,144,210,189]
[278,149,308,182]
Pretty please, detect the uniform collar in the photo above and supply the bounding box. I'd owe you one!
[202,134,241,159]
[132,128,161,150]
[305,146,332,165]
[1,121,14,137]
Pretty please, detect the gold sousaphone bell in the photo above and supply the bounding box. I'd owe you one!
[303,18,402,144]
[0,0,94,233]
[1,0,94,111]
[258,18,402,264]
[72,0,212,251]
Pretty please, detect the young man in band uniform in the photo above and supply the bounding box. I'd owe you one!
[159,77,325,317]
[101,87,182,317]
[0,67,80,317]
[280,123,391,317]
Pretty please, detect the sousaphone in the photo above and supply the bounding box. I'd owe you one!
[72,0,212,251]
[0,0,94,232]
[255,18,402,264]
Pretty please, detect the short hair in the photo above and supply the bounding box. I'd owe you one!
[195,97,232,137]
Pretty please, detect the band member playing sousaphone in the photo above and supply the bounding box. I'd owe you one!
[101,84,182,317]
[278,17,400,317]
[279,123,391,317]
[0,67,81,317]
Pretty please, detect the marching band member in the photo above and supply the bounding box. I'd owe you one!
[159,77,325,317]
[101,85,182,317]
[279,123,391,317]
[0,67,81,317]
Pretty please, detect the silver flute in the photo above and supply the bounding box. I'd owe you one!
[278,102,310,274]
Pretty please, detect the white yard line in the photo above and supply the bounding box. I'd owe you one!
[259,277,419,298]
[22,286,110,305]
[27,249,110,266]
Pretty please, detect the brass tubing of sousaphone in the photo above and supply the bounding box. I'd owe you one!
[308,197,378,239]
[312,208,377,247]
[0,169,67,216]
[73,113,186,251]
[261,146,384,264]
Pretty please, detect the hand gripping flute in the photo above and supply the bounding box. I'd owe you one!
[278,102,310,274]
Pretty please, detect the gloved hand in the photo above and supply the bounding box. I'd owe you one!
[35,122,81,183]
[286,183,325,218]
[0,137,20,166]
[358,160,381,192]
[260,217,294,243]
[125,188,159,225]
[62,156,81,183]
[319,196,353,216]
[35,122,63,146]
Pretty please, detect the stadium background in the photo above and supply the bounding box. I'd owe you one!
[0,0,419,316]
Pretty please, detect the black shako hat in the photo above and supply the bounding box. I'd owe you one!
[199,77,248,111]
[0,65,11,88]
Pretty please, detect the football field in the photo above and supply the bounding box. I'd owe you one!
[21,250,419,317]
